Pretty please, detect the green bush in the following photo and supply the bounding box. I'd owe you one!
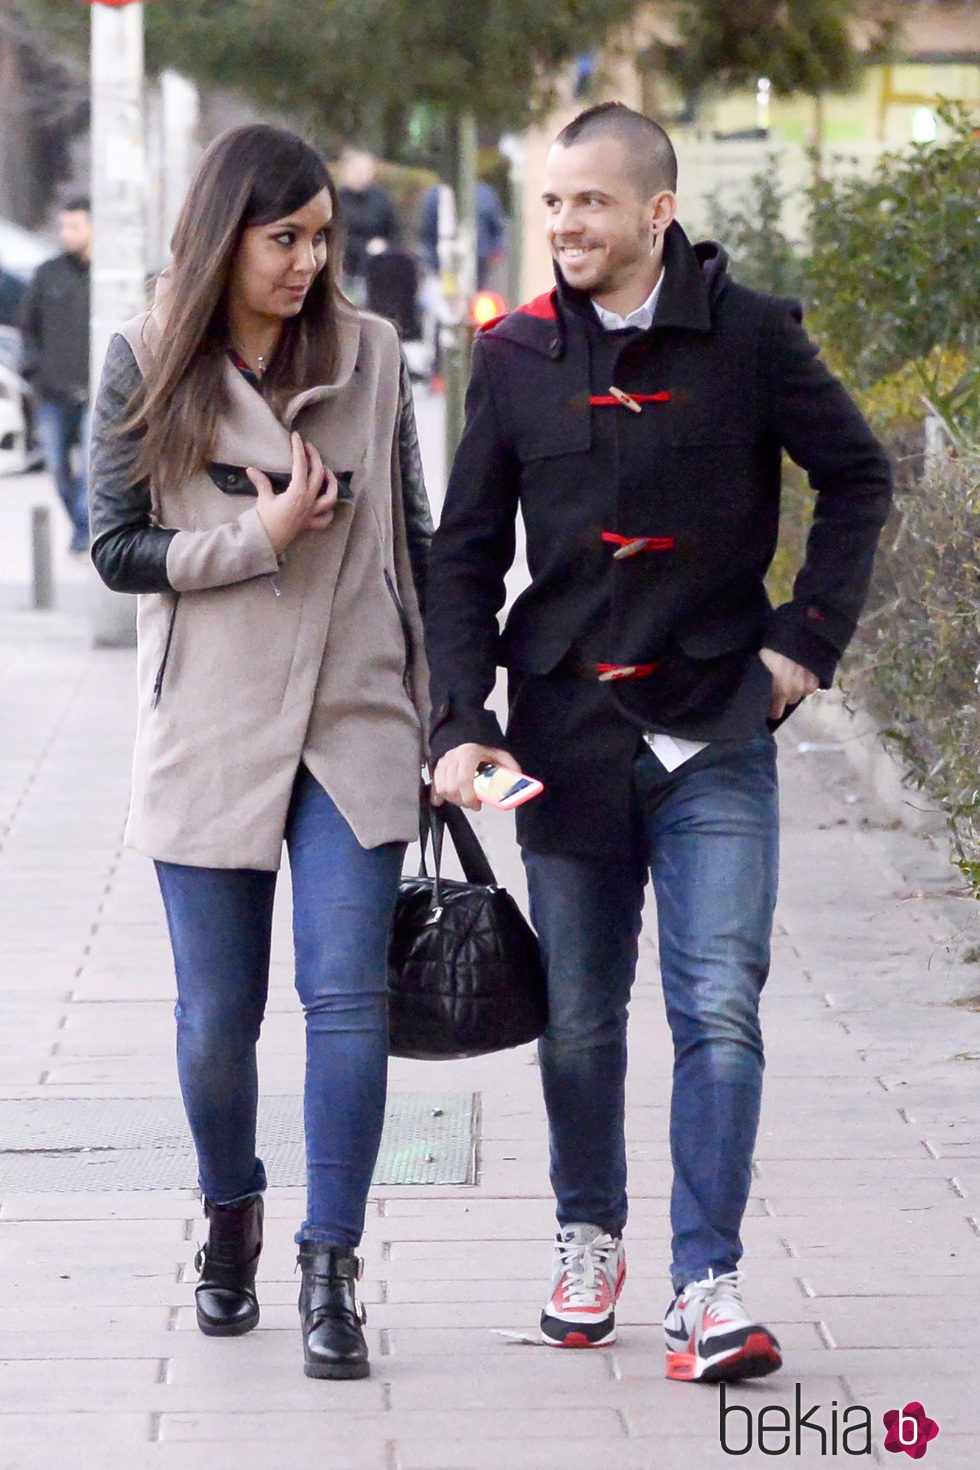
[711,109,979,438]
[842,449,980,895]
[805,105,979,434]
[733,109,980,896]
[705,158,805,298]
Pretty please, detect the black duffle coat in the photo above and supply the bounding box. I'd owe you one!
[424,223,892,856]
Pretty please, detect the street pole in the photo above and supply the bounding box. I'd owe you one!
[159,70,200,258]
[89,0,147,648]
[499,132,525,310]
[440,109,478,470]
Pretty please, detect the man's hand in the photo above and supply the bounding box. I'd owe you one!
[758,647,819,722]
[432,744,521,811]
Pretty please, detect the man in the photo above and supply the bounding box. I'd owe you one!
[18,196,91,553]
[424,104,891,1383]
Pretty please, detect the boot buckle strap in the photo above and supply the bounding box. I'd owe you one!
[298,1249,364,1280]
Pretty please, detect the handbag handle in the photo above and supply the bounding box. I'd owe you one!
[418,791,497,906]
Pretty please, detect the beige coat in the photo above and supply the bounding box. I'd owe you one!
[119,302,428,870]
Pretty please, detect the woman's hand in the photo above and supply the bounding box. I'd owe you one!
[248,431,338,556]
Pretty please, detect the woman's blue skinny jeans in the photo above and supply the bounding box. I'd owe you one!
[155,764,405,1247]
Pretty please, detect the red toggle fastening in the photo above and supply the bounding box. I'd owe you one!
[596,662,660,682]
[601,532,675,559]
[590,389,671,409]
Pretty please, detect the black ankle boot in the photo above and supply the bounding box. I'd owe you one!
[297,1243,369,1379]
[194,1194,263,1336]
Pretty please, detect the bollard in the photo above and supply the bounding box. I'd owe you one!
[31,505,54,610]
[91,580,137,649]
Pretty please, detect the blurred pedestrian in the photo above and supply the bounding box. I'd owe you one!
[336,148,401,303]
[89,124,431,1380]
[18,196,91,552]
[419,179,506,289]
[425,102,892,1382]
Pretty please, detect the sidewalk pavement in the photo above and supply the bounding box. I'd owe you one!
[1,401,978,1468]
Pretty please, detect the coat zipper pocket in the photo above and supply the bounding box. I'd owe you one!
[383,569,413,689]
[151,593,180,708]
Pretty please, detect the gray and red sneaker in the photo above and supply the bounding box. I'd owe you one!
[663,1269,782,1382]
[540,1223,626,1348]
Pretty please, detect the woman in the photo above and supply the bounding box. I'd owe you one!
[89,125,432,1380]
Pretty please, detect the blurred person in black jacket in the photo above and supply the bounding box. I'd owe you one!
[336,150,401,304]
[18,196,91,551]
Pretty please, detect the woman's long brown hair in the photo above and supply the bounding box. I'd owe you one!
[124,125,343,492]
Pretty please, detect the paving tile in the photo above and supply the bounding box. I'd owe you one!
[0,1192,201,1221]
[0,1302,175,1336]
[0,1446,388,1470]
[394,1440,699,1470]
[0,1357,159,1412]
[0,1413,151,1462]
[158,1406,626,1443]
[158,1353,389,1412]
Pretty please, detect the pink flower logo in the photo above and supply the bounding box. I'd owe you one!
[883,1402,940,1458]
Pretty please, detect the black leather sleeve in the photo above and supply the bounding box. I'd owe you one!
[397,354,433,612]
[89,334,178,593]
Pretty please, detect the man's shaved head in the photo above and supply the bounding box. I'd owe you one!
[555,102,677,198]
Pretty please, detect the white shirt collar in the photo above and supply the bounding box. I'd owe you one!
[592,270,665,332]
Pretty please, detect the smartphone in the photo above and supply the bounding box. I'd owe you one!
[473,762,545,810]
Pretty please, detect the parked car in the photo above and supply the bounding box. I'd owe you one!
[0,217,55,474]
[0,351,38,476]
[0,216,53,285]
[0,265,26,329]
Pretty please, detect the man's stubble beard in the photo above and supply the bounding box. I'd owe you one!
[589,223,656,301]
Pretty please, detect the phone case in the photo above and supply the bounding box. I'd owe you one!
[473,764,545,810]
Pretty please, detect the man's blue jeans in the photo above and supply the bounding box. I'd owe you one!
[522,733,779,1291]
[155,766,405,1247]
[35,398,89,547]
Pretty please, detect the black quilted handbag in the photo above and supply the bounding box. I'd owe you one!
[387,798,549,1060]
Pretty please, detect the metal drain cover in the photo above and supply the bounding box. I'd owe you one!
[0,1092,479,1191]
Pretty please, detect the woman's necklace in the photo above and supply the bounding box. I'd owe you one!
[230,344,267,381]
